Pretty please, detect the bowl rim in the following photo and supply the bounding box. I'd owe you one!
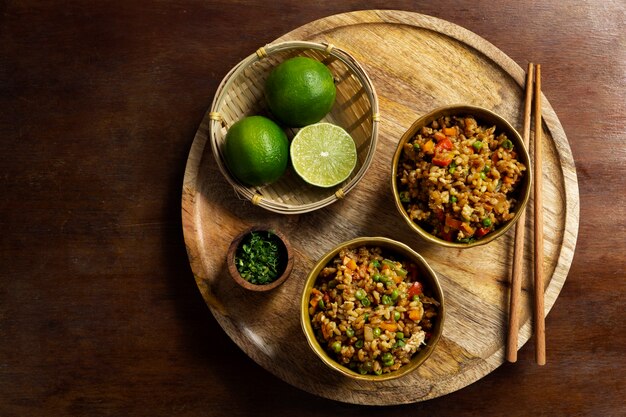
[300,236,445,381]
[227,225,294,291]
[391,104,533,249]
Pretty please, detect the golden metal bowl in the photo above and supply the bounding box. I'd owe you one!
[300,237,445,381]
[391,105,532,248]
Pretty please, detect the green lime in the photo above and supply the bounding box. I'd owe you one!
[265,56,336,127]
[224,115,289,186]
[290,123,357,188]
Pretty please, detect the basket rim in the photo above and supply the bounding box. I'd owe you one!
[208,40,380,214]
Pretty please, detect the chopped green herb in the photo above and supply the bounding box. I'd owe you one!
[235,231,285,285]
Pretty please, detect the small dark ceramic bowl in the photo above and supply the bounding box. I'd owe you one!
[391,105,532,248]
[227,225,293,291]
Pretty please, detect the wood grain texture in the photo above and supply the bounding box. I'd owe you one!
[182,10,578,404]
[2,1,625,416]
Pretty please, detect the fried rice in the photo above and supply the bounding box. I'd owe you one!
[308,245,439,376]
[396,115,527,243]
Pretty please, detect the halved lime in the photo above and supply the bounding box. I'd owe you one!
[290,123,357,188]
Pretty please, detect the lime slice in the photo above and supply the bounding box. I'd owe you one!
[290,123,357,188]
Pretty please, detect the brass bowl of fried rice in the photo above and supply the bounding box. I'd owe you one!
[300,237,445,381]
[392,105,532,248]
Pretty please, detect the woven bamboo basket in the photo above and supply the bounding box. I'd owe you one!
[208,41,379,214]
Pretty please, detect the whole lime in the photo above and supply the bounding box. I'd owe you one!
[224,116,289,186]
[265,56,336,127]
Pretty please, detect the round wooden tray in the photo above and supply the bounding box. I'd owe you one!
[182,10,579,405]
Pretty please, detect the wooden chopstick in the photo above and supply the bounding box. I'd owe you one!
[533,64,546,365]
[506,62,535,363]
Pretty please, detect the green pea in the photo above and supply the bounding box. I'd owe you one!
[370,259,380,269]
[412,295,419,302]
[395,340,406,348]
[480,172,487,180]
[355,339,364,349]
[396,331,405,340]
[355,289,366,300]
[346,327,355,338]
[502,139,513,149]
[381,352,393,362]
[413,142,421,151]
[383,359,395,367]
[373,274,382,282]
[373,327,381,338]
[483,165,491,173]
[472,141,483,151]
[450,195,458,204]
[361,297,371,307]
[363,314,369,322]
[391,289,399,301]
[393,311,401,321]
[374,368,383,376]
[483,217,492,227]
[331,341,342,353]
[382,295,393,305]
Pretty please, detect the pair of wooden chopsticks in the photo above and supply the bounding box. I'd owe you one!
[506,63,546,365]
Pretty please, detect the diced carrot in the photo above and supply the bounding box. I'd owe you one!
[380,322,398,332]
[445,215,463,230]
[393,275,403,284]
[422,140,435,153]
[433,131,447,142]
[460,222,475,235]
[409,310,422,322]
[503,176,514,184]
[442,126,457,136]
[346,259,358,271]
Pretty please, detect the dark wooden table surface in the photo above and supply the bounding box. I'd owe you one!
[1,1,624,416]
